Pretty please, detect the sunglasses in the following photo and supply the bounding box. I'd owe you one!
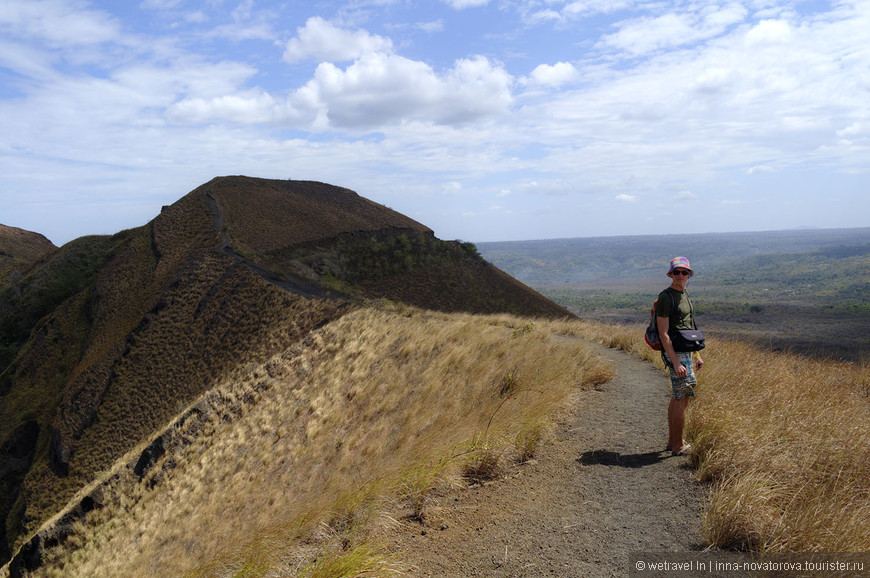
[672,269,691,276]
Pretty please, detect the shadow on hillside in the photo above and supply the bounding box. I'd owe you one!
[577,449,668,468]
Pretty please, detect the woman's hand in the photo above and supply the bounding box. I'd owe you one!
[694,355,704,371]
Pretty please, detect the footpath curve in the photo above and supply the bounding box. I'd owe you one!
[201,190,334,301]
[388,340,710,577]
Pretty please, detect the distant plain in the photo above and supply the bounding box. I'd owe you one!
[479,228,870,361]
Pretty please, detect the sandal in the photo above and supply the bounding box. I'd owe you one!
[672,443,692,456]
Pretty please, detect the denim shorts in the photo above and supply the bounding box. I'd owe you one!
[663,351,697,401]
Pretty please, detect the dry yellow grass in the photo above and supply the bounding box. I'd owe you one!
[578,321,870,553]
[550,319,660,365]
[26,305,605,577]
[15,314,863,577]
[687,340,870,552]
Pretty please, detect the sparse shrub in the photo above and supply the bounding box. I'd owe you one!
[462,435,504,484]
[580,358,616,390]
[497,371,519,398]
[601,328,636,352]
[398,464,443,522]
[513,419,547,463]
[326,487,379,544]
[512,322,534,337]
[459,241,480,258]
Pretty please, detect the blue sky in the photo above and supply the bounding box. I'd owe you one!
[1,0,868,245]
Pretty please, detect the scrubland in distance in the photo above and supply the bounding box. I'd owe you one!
[579,322,870,553]
[27,305,606,577]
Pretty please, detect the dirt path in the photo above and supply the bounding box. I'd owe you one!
[387,340,710,577]
[201,190,332,300]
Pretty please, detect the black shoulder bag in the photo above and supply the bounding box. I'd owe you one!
[669,290,705,352]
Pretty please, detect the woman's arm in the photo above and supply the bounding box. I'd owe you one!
[657,315,687,377]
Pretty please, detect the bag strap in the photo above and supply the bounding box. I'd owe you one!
[685,290,698,330]
[666,287,698,330]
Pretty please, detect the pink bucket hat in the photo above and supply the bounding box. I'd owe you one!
[668,256,693,277]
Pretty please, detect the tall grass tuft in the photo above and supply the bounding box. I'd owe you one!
[397,462,447,522]
[298,542,394,578]
[513,418,548,463]
[461,434,504,484]
[687,340,870,552]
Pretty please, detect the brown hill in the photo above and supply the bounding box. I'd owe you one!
[201,176,570,317]
[0,225,56,285]
[0,176,571,566]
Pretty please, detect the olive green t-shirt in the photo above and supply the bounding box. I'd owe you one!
[655,288,694,330]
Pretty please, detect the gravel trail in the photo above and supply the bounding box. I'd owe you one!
[388,340,710,577]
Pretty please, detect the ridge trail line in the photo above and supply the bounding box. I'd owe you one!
[201,191,334,301]
[389,339,713,577]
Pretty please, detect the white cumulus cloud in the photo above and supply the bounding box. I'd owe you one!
[168,92,285,124]
[528,62,579,87]
[283,17,393,64]
[293,53,513,128]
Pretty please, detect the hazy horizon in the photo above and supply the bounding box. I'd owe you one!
[6,214,869,250]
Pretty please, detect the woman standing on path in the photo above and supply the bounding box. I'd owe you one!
[656,256,704,456]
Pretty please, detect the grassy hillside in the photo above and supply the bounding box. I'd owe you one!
[0,225,56,287]
[203,176,432,253]
[203,176,570,318]
[8,310,869,577]
[0,176,571,568]
[8,307,610,577]
[0,235,115,379]
[0,195,346,563]
[263,228,567,317]
[3,194,867,574]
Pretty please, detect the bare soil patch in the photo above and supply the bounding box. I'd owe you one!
[385,341,711,577]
